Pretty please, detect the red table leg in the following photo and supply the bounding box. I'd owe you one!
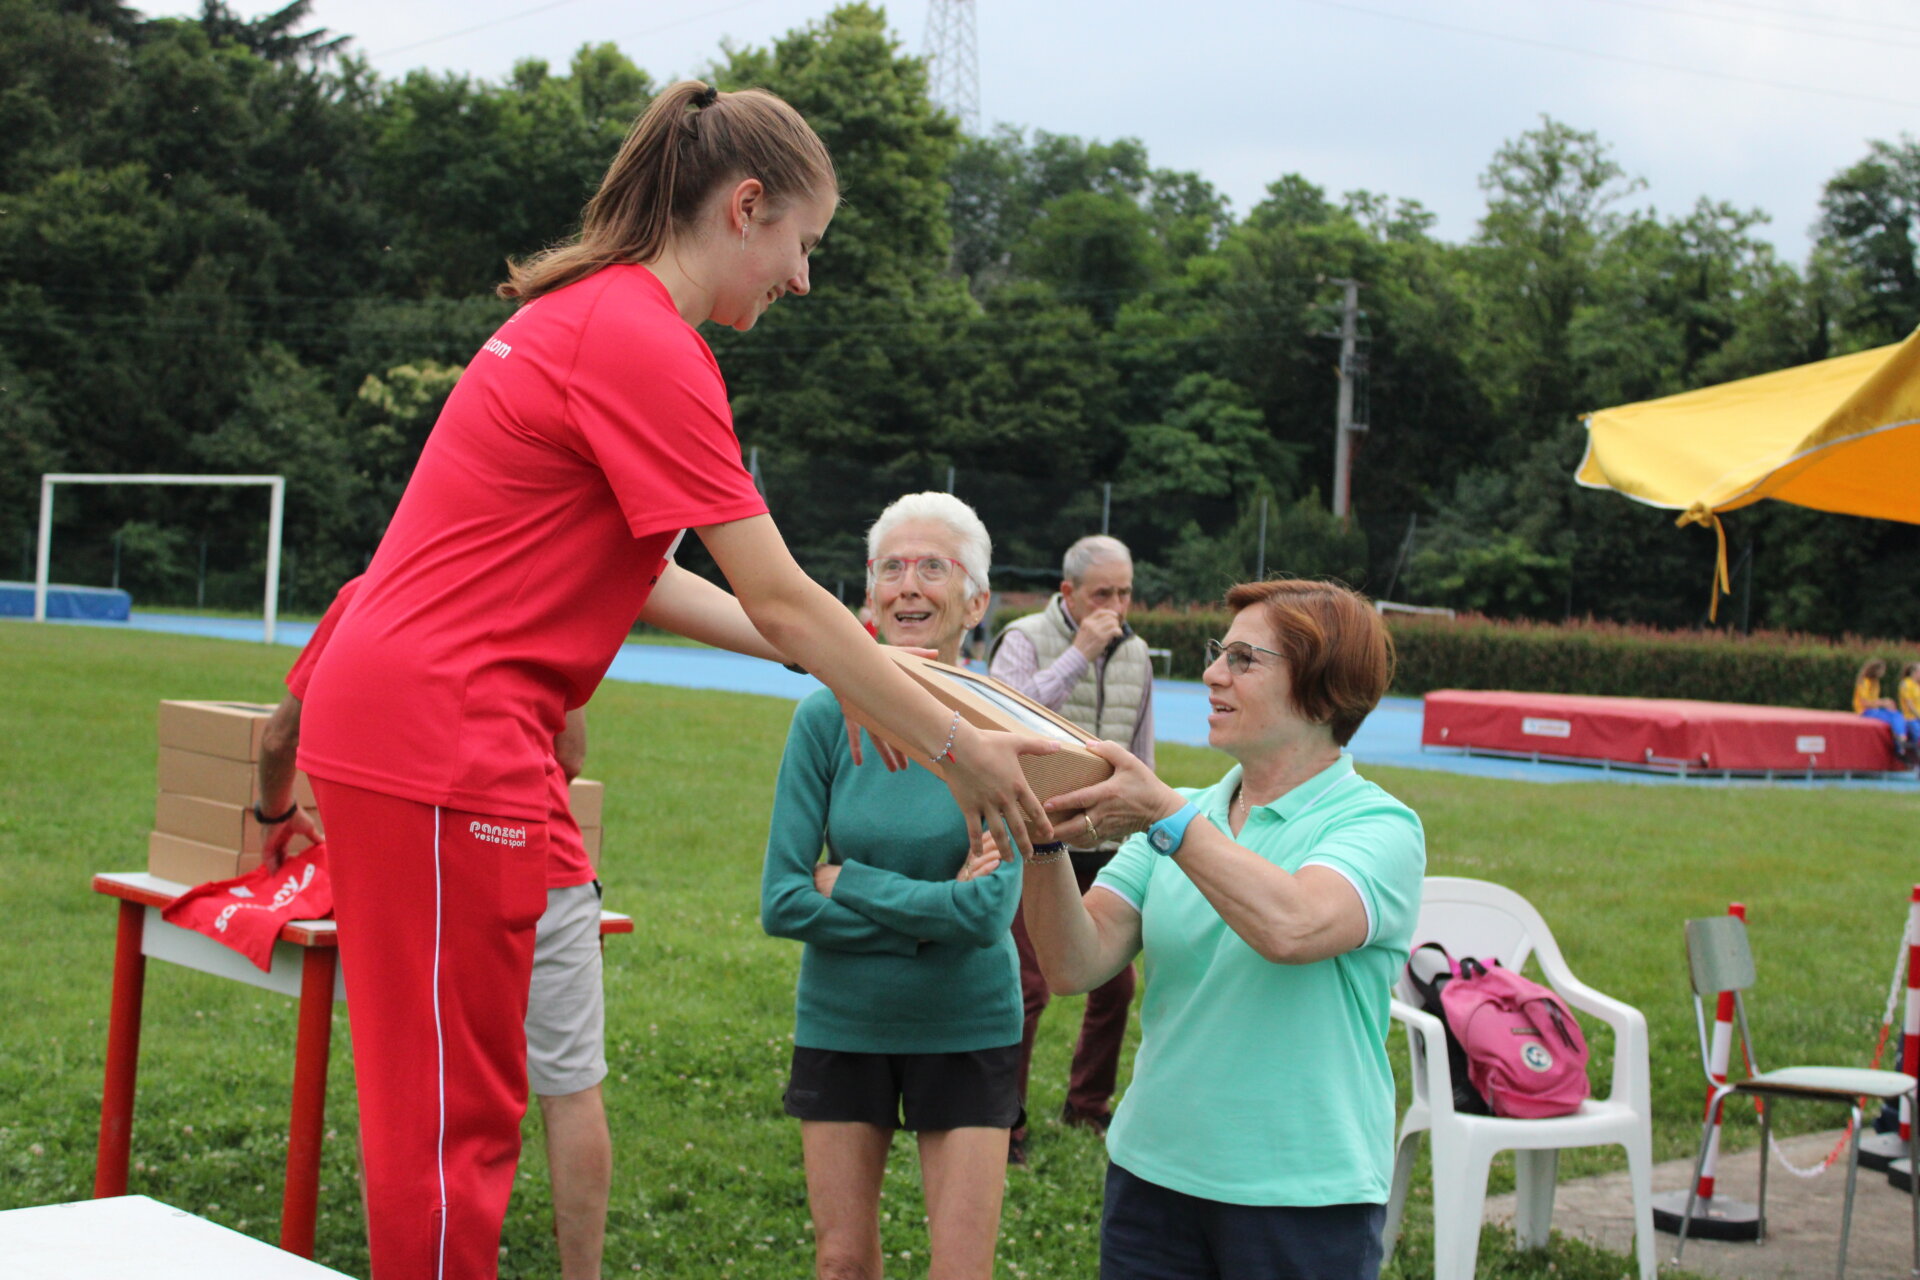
[95,899,147,1198]
[279,946,336,1257]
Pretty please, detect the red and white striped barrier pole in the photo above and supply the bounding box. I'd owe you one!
[1860,886,1917,1176]
[1903,886,1919,1145]
[1657,902,1760,1238]
[1887,885,1920,1188]
[1695,901,1746,1202]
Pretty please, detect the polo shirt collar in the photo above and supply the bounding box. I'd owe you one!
[1216,752,1356,826]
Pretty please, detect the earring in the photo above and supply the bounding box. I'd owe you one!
[740,218,750,245]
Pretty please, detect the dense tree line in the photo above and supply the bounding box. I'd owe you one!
[4,0,1918,634]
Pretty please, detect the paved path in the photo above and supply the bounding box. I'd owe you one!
[1482,1129,1920,1280]
[28,611,1920,792]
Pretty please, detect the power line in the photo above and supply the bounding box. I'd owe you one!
[0,312,1332,356]
[370,0,773,62]
[369,0,596,59]
[1293,0,1920,110]
[17,276,1361,316]
[605,0,782,60]
[1571,0,1920,52]
[1681,0,1920,40]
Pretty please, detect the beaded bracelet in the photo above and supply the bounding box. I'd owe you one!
[1025,842,1069,865]
[937,709,961,763]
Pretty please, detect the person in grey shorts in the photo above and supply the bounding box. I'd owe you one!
[530,709,613,1280]
[258,574,613,1280]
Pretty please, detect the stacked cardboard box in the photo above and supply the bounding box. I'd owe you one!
[150,700,316,885]
[569,778,604,871]
[149,701,609,884]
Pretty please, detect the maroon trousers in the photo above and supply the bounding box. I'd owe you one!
[1012,854,1136,1126]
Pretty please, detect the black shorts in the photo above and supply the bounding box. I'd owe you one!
[783,1044,1023,1132]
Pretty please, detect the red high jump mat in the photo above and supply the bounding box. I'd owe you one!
[1422,690,1903,775]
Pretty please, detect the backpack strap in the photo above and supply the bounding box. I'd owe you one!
[1523,994,1585,1051]
[1407,942,1495,1116]
[1405,942,1455,1012]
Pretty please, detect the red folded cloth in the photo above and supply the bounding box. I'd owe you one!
[161,843,334,971]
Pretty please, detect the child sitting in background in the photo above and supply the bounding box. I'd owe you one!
[1854,658,1918,763]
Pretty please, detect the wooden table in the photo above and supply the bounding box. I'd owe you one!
[90,871,632,1258]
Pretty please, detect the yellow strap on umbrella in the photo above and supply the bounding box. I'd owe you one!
[1676,503,1731,622]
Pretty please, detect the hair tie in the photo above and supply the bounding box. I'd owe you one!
[691,85,719,110]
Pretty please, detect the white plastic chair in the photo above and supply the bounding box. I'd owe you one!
[1382,876,1656,1280]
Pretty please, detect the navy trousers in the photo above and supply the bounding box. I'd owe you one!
[1100,1162,1385,1280]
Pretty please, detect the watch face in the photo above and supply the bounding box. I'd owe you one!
[1150,828,1172,853]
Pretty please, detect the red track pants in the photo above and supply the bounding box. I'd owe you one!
[312,778,548,1280]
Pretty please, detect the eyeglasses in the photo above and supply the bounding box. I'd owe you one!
[1205,639,1284,674]
[868,555,961,586]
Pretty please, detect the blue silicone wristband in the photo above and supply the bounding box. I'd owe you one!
[1146,802,1201,857]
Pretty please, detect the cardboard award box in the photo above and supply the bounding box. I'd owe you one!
[156,745,316,810]
[147,701,611,884]
[156,699,278,760]
[147,831,263,884]
[150,700,316,884]
[852,650,1115,802]
[569,777,604,871]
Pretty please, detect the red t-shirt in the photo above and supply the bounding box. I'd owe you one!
[297,265,767,818]
[285,576,361,702]
[541,757,593,889]
[291,578,594,888]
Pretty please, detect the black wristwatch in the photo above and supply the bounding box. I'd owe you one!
[252,800,299,824]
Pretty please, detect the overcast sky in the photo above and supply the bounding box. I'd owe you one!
[158,0,1920,261]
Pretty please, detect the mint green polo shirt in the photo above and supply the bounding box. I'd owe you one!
[1094,753,1424,1206]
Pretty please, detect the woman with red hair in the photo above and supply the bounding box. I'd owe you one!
[1009,578,1425,1280]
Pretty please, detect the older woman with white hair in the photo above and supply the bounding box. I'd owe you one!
[761,491,1023,1280]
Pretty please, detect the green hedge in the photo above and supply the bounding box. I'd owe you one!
[1118,608,1915,710]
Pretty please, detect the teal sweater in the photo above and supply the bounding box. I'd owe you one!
[759,688,1023,1053]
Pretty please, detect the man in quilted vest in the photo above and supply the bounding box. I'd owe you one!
[988,535,1155,1163]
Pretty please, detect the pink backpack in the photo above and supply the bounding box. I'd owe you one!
[1416,946,1591,1118]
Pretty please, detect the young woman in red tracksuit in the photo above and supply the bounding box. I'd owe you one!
[296,81,1055,1279]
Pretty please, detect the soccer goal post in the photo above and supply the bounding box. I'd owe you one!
[34,473,287,644]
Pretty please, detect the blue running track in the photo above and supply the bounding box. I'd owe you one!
[23,611,1918,792]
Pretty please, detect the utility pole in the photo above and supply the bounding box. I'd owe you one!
[1255,496,1268,580]
[1324,277,1369,523]
[925,0,981,134]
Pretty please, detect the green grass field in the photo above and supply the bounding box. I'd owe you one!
[4,620,1915,1277]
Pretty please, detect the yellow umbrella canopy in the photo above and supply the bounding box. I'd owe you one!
[1576,329,1920,614]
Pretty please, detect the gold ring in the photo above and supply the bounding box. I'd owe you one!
[1083,814,1100,845]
